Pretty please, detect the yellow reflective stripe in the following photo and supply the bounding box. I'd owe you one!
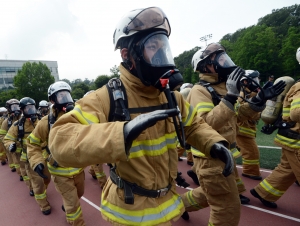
[16,148,22,153]
[23,176,30,181]
[71,105,99,125]
[0,152,5,156]
[28,133,40,145]
[282,108,290,117]
[260,180,284,197]
[231,148,241,158]
[42,149,49,159]
[96,172,106,178]
[20,152,27,161]
[242,158,259,165]
[0,129,7,135]
[35,190,47,200]
[236,178,244,186]
[14,164,20,169]
[4,133,16,141]
[209,222,214,226]
[101,193,184,226]
[291,98,300,110]
[195,102,214,113]
[47,163,83,177]
[9,164,14,168]
[239,126,256,137]
[129,132,177,159]
[22,138,27,144]
[275,134,300,149]
[234,102,240,116]
[191,146,205,157]
[66,206,82,221]
[182,102,196,126]
[186,190,202,209]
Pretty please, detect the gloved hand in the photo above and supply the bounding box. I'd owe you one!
[9,143,17,152]
[210,142,234,177]
[124,109,179,153]
[226,67,245,96]
[252,80,286,105]
[34,163,48,179]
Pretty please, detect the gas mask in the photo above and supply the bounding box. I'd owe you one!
[210,51,237,80]
[132,31,183,91]
[54,91,74,112]
[23,105,37,122]
[10,104,21,117]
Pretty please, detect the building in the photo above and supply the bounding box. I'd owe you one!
[0,60,59,89]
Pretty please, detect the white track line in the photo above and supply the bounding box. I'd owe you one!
[258,145,281,149]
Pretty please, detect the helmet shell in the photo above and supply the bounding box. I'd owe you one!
[5,99,20,110]
[39,100,49,107]
[296,47,300,64]
[48,81,72,100]
[244,70,260,79]
[19,97,36,109]
[0,107,7,113]
[191,49,204,72]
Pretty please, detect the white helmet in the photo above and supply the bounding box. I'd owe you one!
[39,100,49,107]
[113,7,171,50]
[180,83,193,91]
[191,49,203,72]
[296,47,300,64]
[180,87,192,100]
[84,90,95,97]
[0,107,7,113]
[48,81,71,98]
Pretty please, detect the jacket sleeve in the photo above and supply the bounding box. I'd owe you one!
[0,120,8,144]
[288,83,300,123]
[175,91,228,156]
[27,118,49,170]
[187,85,235,132]
[49,87,128,168]
[3,125,17,149]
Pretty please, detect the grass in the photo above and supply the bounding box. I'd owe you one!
[235,119,282,170]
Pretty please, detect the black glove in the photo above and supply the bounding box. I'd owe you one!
[210,143,234,177]
[34,163,48,179]
[124,109,179,153]
[252,80,286,105]
[9,143,17,152]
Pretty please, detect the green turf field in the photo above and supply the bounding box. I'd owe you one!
[235,119,282,170]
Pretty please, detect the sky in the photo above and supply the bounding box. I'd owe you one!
[0,0,298,81]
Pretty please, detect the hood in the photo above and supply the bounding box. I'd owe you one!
[199,73,219,84]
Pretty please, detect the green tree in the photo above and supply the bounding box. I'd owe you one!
[94,75,110,88]
[0,89,18,107]
[110,65,120,78]
[13,62,55,104]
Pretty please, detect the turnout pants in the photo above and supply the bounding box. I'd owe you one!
[177,147,193,163]
[254,148,300,202]
[52,170,85,226]
[89,164,107,189]
[0,142,6,162]
[181,157,241,226]
[236,134,261,177]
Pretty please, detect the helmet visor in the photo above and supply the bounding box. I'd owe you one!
[142,33,174,66]
[124,7,171,35]
[214,52,236,68]
[24,105,37,115]
[11,104,20,111]
[201,43,226,59]
[55,91,74,105]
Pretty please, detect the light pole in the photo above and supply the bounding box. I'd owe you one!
[200,34,213,46]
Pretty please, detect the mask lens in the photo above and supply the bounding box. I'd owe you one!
[215,52,236,68]
[55,91,74,105]
[24,105,37,115]
[142,34,174,66]
[11,104,20,111]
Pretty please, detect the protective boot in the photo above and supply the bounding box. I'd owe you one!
[239,194,250,204]
[29,190,34,196]
[250,189,277,208]
[181,211,189,221]
[42,209,51,215]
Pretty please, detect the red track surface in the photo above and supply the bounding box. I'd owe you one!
[0,158,299,226]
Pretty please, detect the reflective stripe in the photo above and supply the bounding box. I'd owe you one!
[260,180,284,197]
[195,102,214,113]
[236,178,244,186]
[231,148,241,158]
[209,222,214,226]
[239,126,256,137]
[23,176,30,181]
[282,107,290,117]
[16,148,22,153]
[9,164,14,168]
[71,105,99,125]
[129,133,177,159]
[186,190,202,210]
[291,98,300,110]
[275,134,300,149]
[183,102,196,126]
[28,133,40,145]
[42,149,49,159]
[4,133,16,141]
[234,102,240,116]
[0,152,5,156]
[0,129,7,135]
[242,158,259,165]
[192,147,240,158]
[20,152,27,161]
[47,163,83,177]
[101,194,184,226]
[35,190,47,200]
[14,164,20,169]
[96,172,106,178]
[66,206,82,221]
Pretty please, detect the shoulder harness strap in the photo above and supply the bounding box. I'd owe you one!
[48,112,56,131]
[7,116,13,129]
[17,117,26,142]
[198,80,221,106]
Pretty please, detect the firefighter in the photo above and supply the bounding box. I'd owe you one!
[37,100,50,119]
[27,81,85,225]
[48,7,233,226]
[0,99,21,173]
[250,47,300,208]
[0,107,8,165]
[181,43,286,225]
[3,97,39,197]
[236,70,262,180]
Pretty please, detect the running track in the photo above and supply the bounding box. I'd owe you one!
[0,157,299,226]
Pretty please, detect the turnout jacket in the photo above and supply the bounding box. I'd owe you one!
[49,64,226,226]
[27,110,83,177]
[189,73,265,158]
[4,117,38,161]
[275,82,300,151]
